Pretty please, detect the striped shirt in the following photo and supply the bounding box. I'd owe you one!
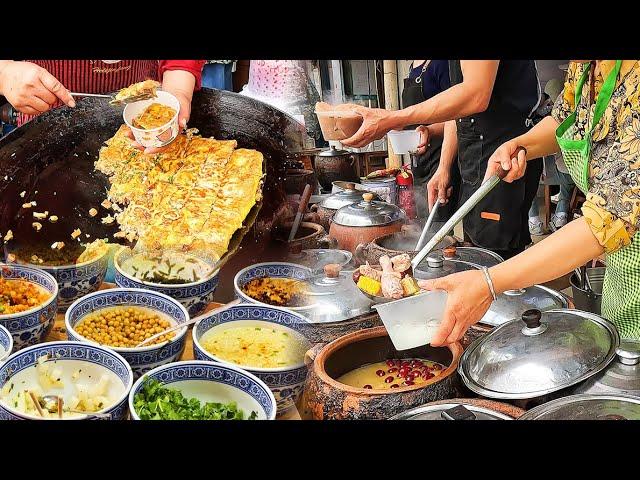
[16,60,204,126]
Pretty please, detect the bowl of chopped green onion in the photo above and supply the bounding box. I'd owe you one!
[128,360,277,420]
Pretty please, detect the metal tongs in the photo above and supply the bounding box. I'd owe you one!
[70,91,157,105]
[411,150,522,270]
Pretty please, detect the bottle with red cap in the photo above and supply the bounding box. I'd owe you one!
[396,166,416,219]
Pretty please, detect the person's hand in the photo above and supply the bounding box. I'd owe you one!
[417,269,493,346]
[341,105,395,148]
[415,125,430,154]
[483,139,527,183]
[0,61,75,115]
[427,168,453,210]
[125,72,195,155]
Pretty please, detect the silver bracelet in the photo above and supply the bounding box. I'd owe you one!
[481,266,497,301]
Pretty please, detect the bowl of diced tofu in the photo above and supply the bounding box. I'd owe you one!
[0,341,133,420]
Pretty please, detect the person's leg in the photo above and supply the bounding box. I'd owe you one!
[550,172,575,231]
[201,63,226,90]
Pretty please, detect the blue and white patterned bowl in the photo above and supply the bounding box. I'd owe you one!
[0,341,133,420]
[193,303,311,414]
[0,264,58,351]
[35,249,108,312]
[0,325,13,363]
[113,248,219,317]
[65,288,190,378]
[234,262,314,313]
[129,360,277,420]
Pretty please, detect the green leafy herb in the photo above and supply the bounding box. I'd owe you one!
[133,378,258,421]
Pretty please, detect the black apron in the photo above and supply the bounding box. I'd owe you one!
[449,60,543,257]
[401,63,461,220]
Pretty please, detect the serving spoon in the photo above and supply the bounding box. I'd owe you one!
[41,395,112,419]
[135,298,241,347]
[70,91,157,105]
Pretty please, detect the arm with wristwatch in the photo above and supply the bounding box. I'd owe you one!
[418,114,605,346]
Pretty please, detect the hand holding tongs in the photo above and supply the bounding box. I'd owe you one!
[410,148,524,270]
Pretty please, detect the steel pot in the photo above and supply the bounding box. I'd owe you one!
[459,308,620,409]
[329,193,406,254]
[573,340,640,397]
[310,183,380,231]
[519,393,640,420]
[389,398,526,420]
[313,146,358,192]
[302,326,463,420]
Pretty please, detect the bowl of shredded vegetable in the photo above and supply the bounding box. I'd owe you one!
[128,360,276,420]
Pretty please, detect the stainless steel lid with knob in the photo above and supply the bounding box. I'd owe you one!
[305,264,373,323]
[332,193,406,227]
[289,249,353,273]
[319,183,380,210]
[317,146,352,157]
[519,393,640,420]
[459,309,620,399]
[414,245,503,280]
[480,285,568,327]
[574,340,640,396]
[389,403,512,420]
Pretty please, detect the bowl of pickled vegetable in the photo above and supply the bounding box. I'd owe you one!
[0,263,58,351]
[114,247,219,317]
[129,360,276,420]
[65,288,190,378]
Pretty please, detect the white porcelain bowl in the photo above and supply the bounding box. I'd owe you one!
[0,263,58,351]
[193,303,311,414]
[65,288,190,378]
[113,247,219,317]
[0,341,133,420]
[129,360,277,420]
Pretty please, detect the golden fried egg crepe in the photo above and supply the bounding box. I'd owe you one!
[96,124,264,258]
[110,80,160,105]
[132,103,177,130]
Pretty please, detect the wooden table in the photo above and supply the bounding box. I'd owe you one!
[47,283,301,420]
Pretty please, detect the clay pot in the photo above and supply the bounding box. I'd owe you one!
[310,184,381,231]
[284,169,318,196]
[330,222,403,255]
[313,147,358,191]
[299,312,383,346]
[302,326,463,420]
[354,228,457,265]
[273,221,337,251]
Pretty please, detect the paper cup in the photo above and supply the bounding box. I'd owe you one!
[387,130,421,154]
[373,290,448,350]
[315,109,363,141]
[123,90,180,149]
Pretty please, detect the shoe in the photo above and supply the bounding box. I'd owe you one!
[550,212,569,232]
[528,217,545,236]
[550,193,560,203]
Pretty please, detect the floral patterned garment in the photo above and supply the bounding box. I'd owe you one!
[552,60,640,253]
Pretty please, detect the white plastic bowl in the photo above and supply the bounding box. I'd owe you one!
[387,130,421,154]
[373,290,448,350]
[123,90,180,149]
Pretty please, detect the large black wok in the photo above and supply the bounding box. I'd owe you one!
[0,88,307,301]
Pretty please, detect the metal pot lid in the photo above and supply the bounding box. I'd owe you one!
[289,249,353,273]
[332,193,406,227]
[519,394,640,420]
[574,340,640,396]
[320,184,380,210]
[479,285,568,327]
[304,266,373,323]
[362,176,396,185]
[390,403,512,420]
[317,146,351,157]
[413,246,503,280]
[459,308,620,399]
